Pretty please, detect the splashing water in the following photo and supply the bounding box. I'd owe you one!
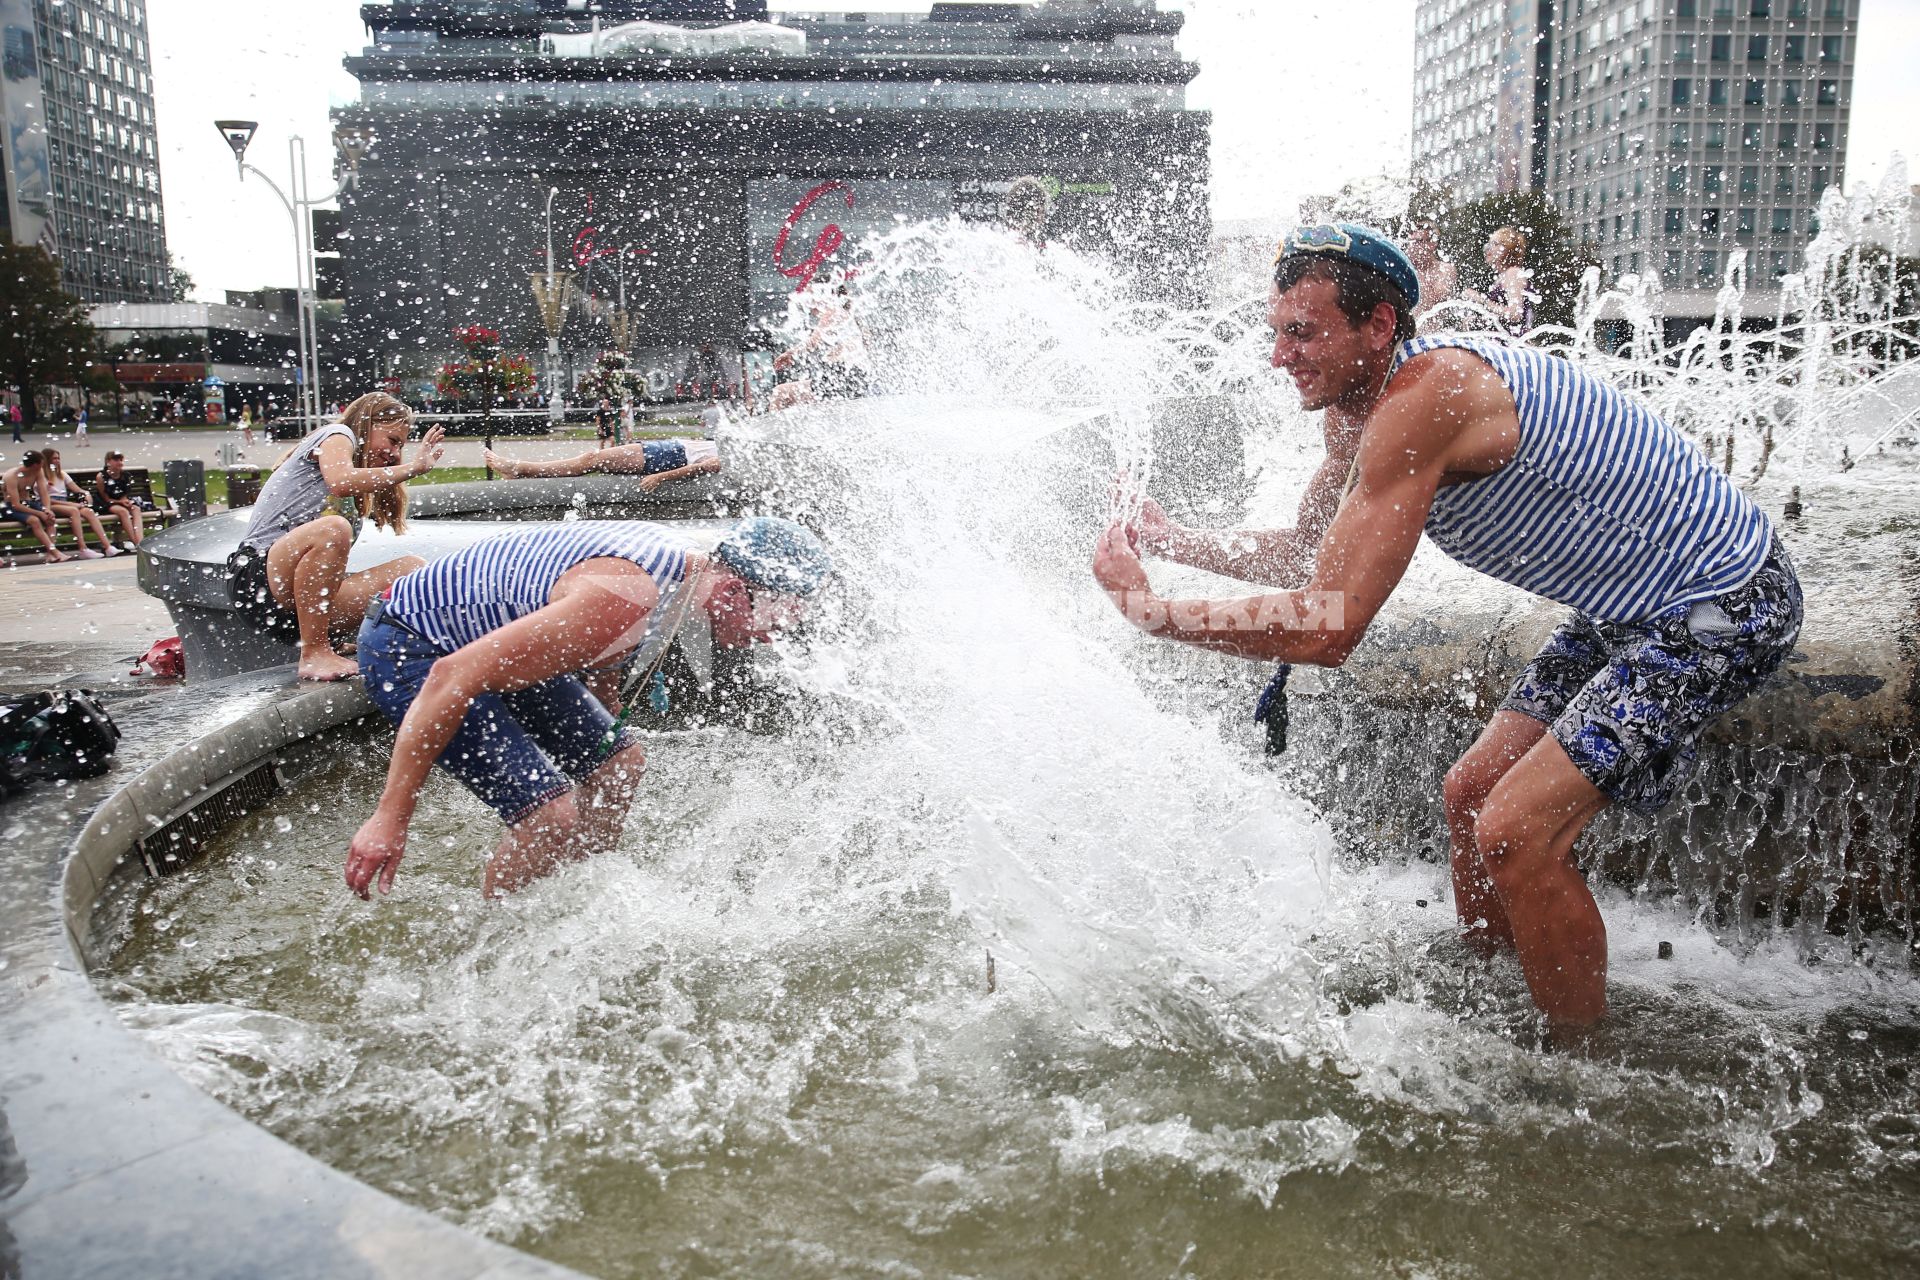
[96,219,1920,1277]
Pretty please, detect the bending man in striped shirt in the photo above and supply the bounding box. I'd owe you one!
[345,517,831,899]
[1092,223,1801,1028]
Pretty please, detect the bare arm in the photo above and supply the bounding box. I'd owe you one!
[1141,447,1354,587]
[638,454,722,491]
[1095,353,1501,666]
[344,557,657,897]
[313,426,445,498]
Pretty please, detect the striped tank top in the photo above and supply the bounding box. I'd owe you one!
[1393,336,1771,621]
[384,521,689,652]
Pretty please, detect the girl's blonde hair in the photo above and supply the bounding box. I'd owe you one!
[1489,226,1529,269]
[338,391,414,535]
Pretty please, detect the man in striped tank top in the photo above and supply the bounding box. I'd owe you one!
[1093,223,1802,1028]
[344,517,832,900]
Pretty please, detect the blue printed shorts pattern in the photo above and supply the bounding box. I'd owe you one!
[1500,537,1802,816]
[641,441,687,474]
[357,616,642,825]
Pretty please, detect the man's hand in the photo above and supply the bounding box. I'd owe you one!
[638,472,664,493]
[413,425,447,476]
[346,811,410,899]
[1133,496,1182,556]
[1093,519,1153,599]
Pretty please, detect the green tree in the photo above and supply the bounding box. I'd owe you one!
[0,244,96,427]
[164,250,195,303]
[1436,191,1598,330]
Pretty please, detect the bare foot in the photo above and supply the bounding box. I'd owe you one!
[483,448,520,478]
[296,650,361,682]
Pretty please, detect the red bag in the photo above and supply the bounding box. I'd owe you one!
[130,637,185,679]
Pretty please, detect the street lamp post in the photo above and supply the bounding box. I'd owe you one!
[529,186,575,424]
[214,120,370,427]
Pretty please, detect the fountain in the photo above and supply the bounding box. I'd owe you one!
[8,198,1920,1277]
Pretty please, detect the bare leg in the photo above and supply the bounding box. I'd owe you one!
[1474,737,1613,1027]
[51,501,112,553]
[484,792,582,898]
[1441,709,1548,952]
[484,442,656,479]
[113,502,144,545]
[327,555,425,641]
[770,380,814,413]
[266,515,360,681]
[21,510,64,560]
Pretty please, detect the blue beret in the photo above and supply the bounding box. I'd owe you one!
[714,517,833,597]
[1276,222,1421,311]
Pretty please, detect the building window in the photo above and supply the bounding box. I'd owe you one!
[1672,78,1692,105]
[1784,35,1805,63]
[1825,0,1845,16]
[1811,165,1831,194]
[1819,35,1842,62]
[1817,79,1839,104]
[1776,166,1796,195]
[1771,208,1793,234]
[1665,249,1685,280]
[1699,250,1719,282]
[1666,207,1687,234]
[1745,80,1765,105]
[1675,34,1696,61]
[1707,123,1728,149]
[1777,122,1798,149]
[1747,35,1768,62]
[1669,123,1691,149]
[1701,208,1721,234]
[1668,165,1689,193]
[1742,122,1763,148]
[1710,34,1731,62]
[1781,79,1802,105]
[1751,0,1771,14]
[1709,78,1729,105]
[1740,165,1760,195]
[1736,207,1756,238]
[1814,124,1834,150]
[1703,165,1725,195]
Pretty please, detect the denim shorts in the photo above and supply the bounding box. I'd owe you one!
[357,614,642,825]
[1500,538,1803,816]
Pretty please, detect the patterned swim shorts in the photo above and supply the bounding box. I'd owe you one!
[1500,537,1803,816]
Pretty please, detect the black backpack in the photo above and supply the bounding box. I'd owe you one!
[0,689,121,799]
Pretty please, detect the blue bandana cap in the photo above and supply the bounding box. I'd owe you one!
[1275,222,1421,311]
[714,516,834,596]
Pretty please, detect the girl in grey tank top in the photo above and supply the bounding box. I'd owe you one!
[224,392,444,682]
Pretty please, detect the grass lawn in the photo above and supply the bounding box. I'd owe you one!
[153,465,498,508]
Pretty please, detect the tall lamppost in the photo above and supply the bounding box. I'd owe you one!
[530,186,575,423]
[213,120,371,426]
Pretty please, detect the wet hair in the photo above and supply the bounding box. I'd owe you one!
[1489,226,1529,268]
[20,450,43,468]
[1274,254,1416,344]
[339,391,413,535]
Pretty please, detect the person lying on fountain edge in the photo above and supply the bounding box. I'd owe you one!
[482,436,721,492]
[346,516,831,900]
[1092,222,1802,1029]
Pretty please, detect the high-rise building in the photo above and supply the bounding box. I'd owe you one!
[0,0,168,303]
[335,1,1208,393]
[1412,0,1857,292]
[1411,0,1551,200]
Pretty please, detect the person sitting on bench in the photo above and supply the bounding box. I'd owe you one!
[482,437,720,493]
[226,392,444,682]
[3,452,71,562]
[92,451,146,549]
[41,448,120,558]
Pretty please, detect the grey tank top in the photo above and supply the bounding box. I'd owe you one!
[240,424,356,553]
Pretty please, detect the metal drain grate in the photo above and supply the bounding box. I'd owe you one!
[136,761,282,877]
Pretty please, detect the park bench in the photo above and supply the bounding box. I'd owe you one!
[1,466,180,561]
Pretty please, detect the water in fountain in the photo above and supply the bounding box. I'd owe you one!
[92,216,1920,1277]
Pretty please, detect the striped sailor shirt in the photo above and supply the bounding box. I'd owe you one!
[383,521,689,653]
[1392,336,1772,621]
